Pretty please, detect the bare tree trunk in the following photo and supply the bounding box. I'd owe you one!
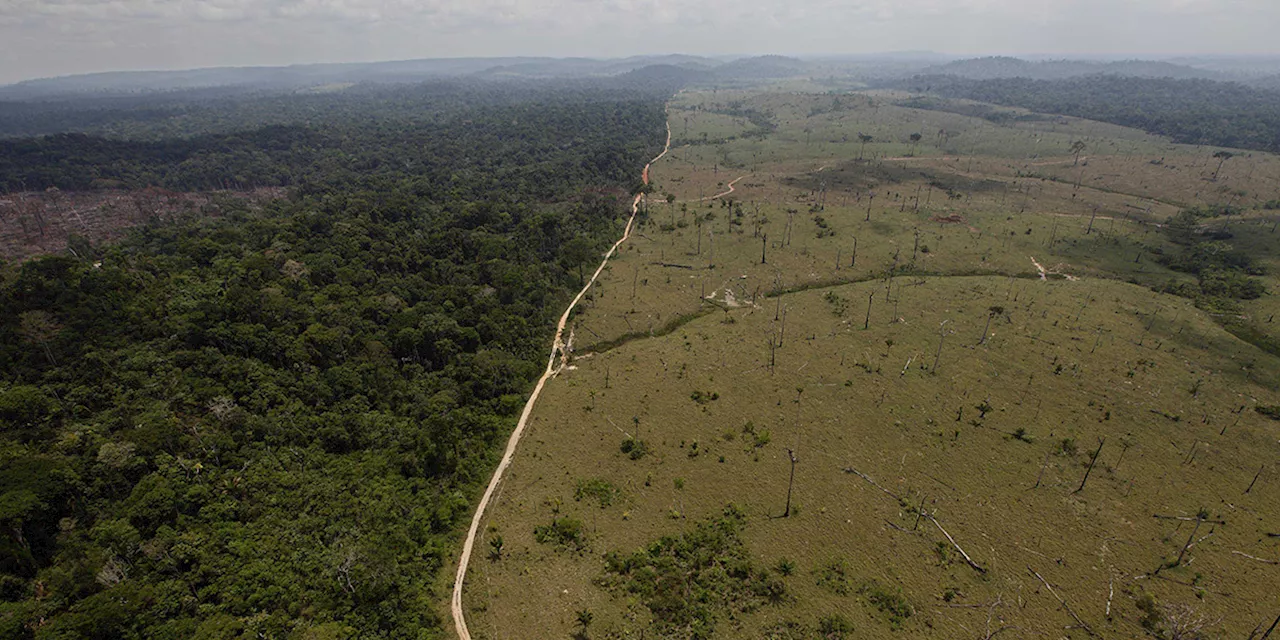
[782,449,798,517]
[1074,438,1106,493]
[1247,465,1265,494]
[978,313,994,345]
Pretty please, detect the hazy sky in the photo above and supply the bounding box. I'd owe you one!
[2,0,1278,84]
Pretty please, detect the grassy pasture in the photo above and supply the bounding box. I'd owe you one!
[460,88,1280,639]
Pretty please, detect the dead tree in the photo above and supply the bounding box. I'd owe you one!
[1074,437,1105,494]
[1246,465,1265,494]
[782,448,798,517]
[1256,614,1280,639]
[978,306,1004,346]
[931,320,950,373]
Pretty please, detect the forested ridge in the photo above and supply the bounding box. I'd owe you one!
[896,74,1280,153]
[0,82,668,638]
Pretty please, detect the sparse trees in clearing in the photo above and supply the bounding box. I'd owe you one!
[858,134,873,160]
[1211,150,1234,181]
[1070,140,1087,166]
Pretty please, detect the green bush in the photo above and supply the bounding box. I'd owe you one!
[600,505,784,637]
[814,557,852,595]
[534,517,587,551]
[818,614,854,638]
[620,438,649,460]
[861,581,913,628]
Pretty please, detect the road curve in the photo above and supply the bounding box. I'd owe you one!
[690,174,747,202]
[450,119,672,640]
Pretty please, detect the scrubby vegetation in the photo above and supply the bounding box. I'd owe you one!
[599,506,785,638]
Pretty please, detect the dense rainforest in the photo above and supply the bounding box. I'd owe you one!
[0,80,669,638]
[894,75,1280,153]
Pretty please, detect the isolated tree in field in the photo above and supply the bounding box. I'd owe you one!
[977,306,1005,345]
[1211,150,1234,181]
[858,134,873,159]
[1070,140,1087,166]
[909,133,923,156]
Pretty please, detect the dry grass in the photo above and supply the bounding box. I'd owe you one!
[458,88,1280,639]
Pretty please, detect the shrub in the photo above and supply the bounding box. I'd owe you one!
[861,581,913,628]
[620,438,649,460]
[599,505,784,637]
[814,557,851,595]
[534,517,586,551]
[818,614,854,638]
[1256,405,1280,420]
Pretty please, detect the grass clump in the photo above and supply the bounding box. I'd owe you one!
[860,581,913,629]
[762,620,809,639]
[599,505,785,638]
[574,478,621,508]
[690,390,720,404]
[742,421,771,449]
[817,614,855,638]
[813,557,852,595]
[1256,405,1280,420]
[534,517,587,551]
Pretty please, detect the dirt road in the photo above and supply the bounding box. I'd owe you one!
[450,120,672,640]
[691,174,747,202]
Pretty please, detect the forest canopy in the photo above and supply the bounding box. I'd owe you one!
[0,79,669,638]
[895,75,1280,153]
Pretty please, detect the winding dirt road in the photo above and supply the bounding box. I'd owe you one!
[692,174,747,202]
[450,120,672,640]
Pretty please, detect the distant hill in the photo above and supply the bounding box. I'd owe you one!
[0,58,539,98]
[0,55,727,100]
[920,56,1223,81]
[476,55,720,79]
[711,55,811,80]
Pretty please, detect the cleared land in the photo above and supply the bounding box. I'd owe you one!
[459,88,1280,639]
